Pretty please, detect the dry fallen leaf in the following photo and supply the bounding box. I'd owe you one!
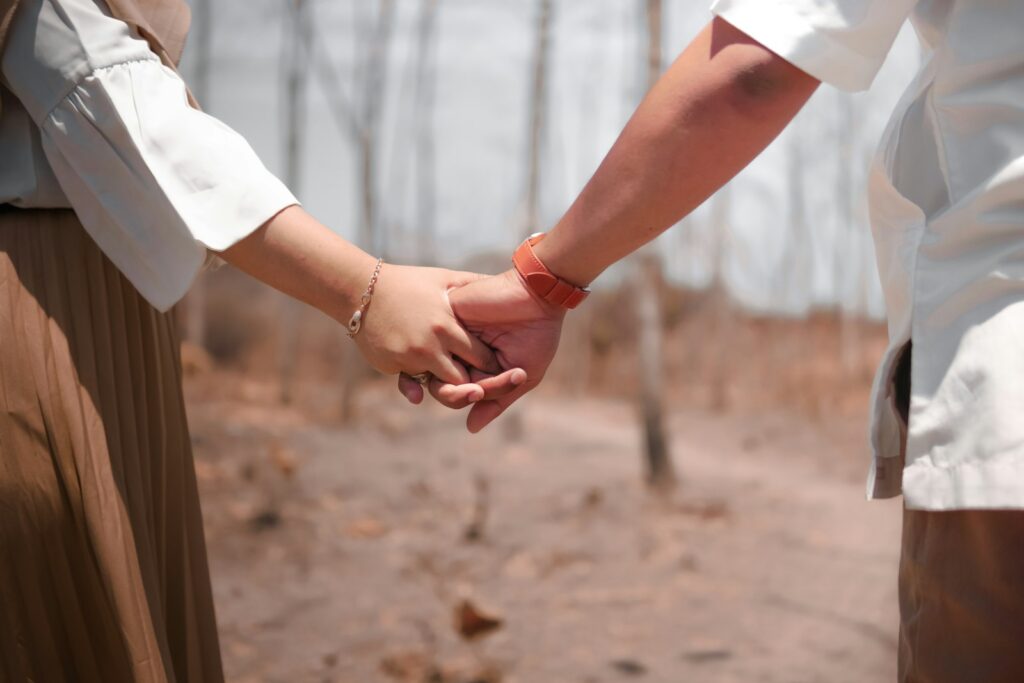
[344,517,389,539]
[610,658,647,676]
[379,651,438,682]
[453,598,504,641]
[179,340,213,376]
[268,440,298,479]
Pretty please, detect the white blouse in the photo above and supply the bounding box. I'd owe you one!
[0,0,297,311]
[713,0,1024,510]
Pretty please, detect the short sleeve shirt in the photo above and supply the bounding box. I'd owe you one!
[712,0,1024,510]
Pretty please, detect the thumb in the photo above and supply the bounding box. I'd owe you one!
[466,384,529,433]
[443,269,490,291]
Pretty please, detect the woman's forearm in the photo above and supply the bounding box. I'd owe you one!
[219,204,376,324]
[534,18,819,286]
[217,204,509,386]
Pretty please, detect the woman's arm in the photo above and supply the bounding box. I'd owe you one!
[3,0,514,393]
[221,205,500,386]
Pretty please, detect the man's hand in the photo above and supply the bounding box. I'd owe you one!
[397,268,565,432]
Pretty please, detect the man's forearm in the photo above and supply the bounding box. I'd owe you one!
[534,18,819,286]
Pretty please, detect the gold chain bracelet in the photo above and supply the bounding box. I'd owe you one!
[346,257,383,338]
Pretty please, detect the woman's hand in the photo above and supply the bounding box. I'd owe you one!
[353,265,505,388]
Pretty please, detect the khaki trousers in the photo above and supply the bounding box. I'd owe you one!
[899,508,1024,682]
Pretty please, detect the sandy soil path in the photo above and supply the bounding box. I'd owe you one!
[187,380,902,683]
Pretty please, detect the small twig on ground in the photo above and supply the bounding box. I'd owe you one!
[462,474,490,543]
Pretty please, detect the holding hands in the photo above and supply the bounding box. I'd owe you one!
[397,234,588,432]
[349,263,506,403]
[223,19,816,430]
[221,206,530,411]
[398,266,566,432]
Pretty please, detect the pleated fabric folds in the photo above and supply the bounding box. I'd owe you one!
[0,207,223,682]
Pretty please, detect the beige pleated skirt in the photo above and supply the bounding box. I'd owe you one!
[0,207,223,682]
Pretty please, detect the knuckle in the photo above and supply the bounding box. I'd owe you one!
[397,341,426,360]
[410,346,433,362]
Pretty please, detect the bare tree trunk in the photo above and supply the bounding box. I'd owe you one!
[340,0,396,421]
[555,303,593,394]
[358,130,377,252]
[182,0,214,350]
[635,0,675,489]
[635,253,673,486]
[357,0,396,255]
[277,0,311,405]
[782,129,809,303]
[644,0,662,89]
[502,0,555,440]
[279,1,395,419]
[415,0,440,264]
[707,185,733,412]
[523,0,553,235]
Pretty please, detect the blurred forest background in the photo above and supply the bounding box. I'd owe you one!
[176,1,920,681]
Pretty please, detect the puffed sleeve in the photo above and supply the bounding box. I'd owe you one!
[710,0,918,92]
[1,0,298,311]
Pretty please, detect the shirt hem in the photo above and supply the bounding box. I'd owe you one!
[901,457,1024,511]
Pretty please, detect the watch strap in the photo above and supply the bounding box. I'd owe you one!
[512,233,589,310]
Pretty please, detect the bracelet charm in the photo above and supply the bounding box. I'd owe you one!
[347,257,383,338]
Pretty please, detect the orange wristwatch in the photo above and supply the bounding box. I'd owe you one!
[512,233,590,310]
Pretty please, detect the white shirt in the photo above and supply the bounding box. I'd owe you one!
[712,0,1024,510]
[0,0,297,311]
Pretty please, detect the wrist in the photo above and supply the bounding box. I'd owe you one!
[332,250,380,325]
[530,228,599,288]
[504,268,566,321]
[512,233,590,310]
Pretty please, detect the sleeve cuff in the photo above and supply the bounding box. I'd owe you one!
[710,0,887,92]
[38,58,302,311]
[183,176,299,253]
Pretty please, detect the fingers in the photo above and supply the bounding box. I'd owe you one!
[427,367,527,408]
[401,367,527,411]
[466,375,538,432]
[398,372,534,434]
[466,393,520,433]
[397,373,425,405]
[426,376,483,409]
[430,352,473,385]
[398,371,484,409]
[442,325,500,374]
[469,367,527,399]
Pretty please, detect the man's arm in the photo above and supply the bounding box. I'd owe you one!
[535,17,819,287]
[407,18,821,430]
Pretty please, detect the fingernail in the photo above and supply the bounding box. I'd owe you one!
[468,390,483,403]
[511,369,527,386]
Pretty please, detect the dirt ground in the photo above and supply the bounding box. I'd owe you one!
[186,370,903,683]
